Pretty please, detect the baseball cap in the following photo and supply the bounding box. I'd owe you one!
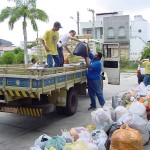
[54,21,62,28]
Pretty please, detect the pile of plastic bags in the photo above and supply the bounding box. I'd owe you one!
[30,103,150,150]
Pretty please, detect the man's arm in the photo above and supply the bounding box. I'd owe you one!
[84,57,90,68]
[64,45,71,53]
[70,36,81,42]
[40,39,50,52]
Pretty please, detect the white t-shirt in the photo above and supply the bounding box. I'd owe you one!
[57,33,71,47]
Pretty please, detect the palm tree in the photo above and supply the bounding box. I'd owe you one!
[0,0,49,64]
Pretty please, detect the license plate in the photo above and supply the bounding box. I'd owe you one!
[0,107,18,113]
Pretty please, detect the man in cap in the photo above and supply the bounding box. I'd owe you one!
[140,54,150,86]
[41,21,62,68]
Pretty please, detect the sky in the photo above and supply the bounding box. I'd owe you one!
[0,0,150,46]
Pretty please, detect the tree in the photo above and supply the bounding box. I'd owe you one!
[140,43,150,60]
[0,0,49,64]
[13,47,24,54]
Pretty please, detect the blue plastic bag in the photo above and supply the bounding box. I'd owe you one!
[44,135,66,150]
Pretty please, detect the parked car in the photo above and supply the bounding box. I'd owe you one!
[137,59,148,84]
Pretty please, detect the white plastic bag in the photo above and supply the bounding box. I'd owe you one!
[129,100,146,119]
[34,134,51,150]
[91,108,113,132]
[115,106,128,121]
[30,145,42,150]
[61,129,74,143]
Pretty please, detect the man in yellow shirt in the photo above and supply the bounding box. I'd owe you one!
[141,55,150,86]
[41,22,62,68]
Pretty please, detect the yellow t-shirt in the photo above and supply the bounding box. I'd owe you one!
[142,61,150,74]
[42,29,59,55]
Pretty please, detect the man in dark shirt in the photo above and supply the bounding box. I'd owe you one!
[84,47,105,110]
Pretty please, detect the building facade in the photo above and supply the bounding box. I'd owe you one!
[130,15,150,60]
[80,11,130,57]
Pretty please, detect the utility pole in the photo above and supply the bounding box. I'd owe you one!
[87,8,95,38]
[77,11,80,35]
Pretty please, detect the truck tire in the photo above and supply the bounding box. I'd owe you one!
[65,88,78,116]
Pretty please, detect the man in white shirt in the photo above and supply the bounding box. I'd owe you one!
[57,30,81,66]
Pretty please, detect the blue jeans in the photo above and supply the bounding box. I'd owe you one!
[143,74,150,86]
[47,54,60,68]
[87,79,105,108]
[57,46,64,67]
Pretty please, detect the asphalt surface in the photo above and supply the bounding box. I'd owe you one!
[0,73,149,150]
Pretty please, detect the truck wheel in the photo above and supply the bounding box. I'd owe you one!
[65,88,78,116]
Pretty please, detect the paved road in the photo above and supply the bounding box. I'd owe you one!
[0,73,149,150]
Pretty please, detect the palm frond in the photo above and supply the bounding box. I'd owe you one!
[30,17,38,31]
[0,7,12,22]
[30,8,49,22]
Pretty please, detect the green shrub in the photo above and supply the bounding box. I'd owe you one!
[1,52,15,64]
[14,51,24,64]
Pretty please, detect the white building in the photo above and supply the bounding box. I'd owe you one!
[130,15,150,60]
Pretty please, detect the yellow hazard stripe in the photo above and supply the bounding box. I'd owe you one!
[3,107,42,116]
[4,90,38,98]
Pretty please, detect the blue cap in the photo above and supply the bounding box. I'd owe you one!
[54,21,62,28]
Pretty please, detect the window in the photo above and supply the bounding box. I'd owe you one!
[107,27,115,38]
[118,26,125,38]
[86,29,92,34]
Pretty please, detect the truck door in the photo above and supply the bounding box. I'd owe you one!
[102,43,120,85]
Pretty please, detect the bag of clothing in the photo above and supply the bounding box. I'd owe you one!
[73,42,88,57]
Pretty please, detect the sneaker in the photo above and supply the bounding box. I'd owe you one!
[88,106,97,111]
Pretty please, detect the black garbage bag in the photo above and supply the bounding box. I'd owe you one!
[73,42,88,57]
[105,123,121,150]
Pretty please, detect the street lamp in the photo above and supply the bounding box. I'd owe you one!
[87,8,95,38]
[70,11,80,35]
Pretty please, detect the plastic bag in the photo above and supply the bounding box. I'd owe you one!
[61,129,74,143]
[34,134,51,150]
[129,100,147,119]
[91,108,113,132]
[73,42,88,57]
[117,113,149,145]
[30,145,42,150]
[76,138,98,150]
[86,124,96,132]
[63,141,88,150]
[110,124,143,150]
[114,106,128,121]
[105,123,121,150]
[44,135,66,150]
[104,106,116,121]
[94,130,107,150]
[70,127,90,141]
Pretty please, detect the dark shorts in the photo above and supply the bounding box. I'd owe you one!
[57,46,64,67]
